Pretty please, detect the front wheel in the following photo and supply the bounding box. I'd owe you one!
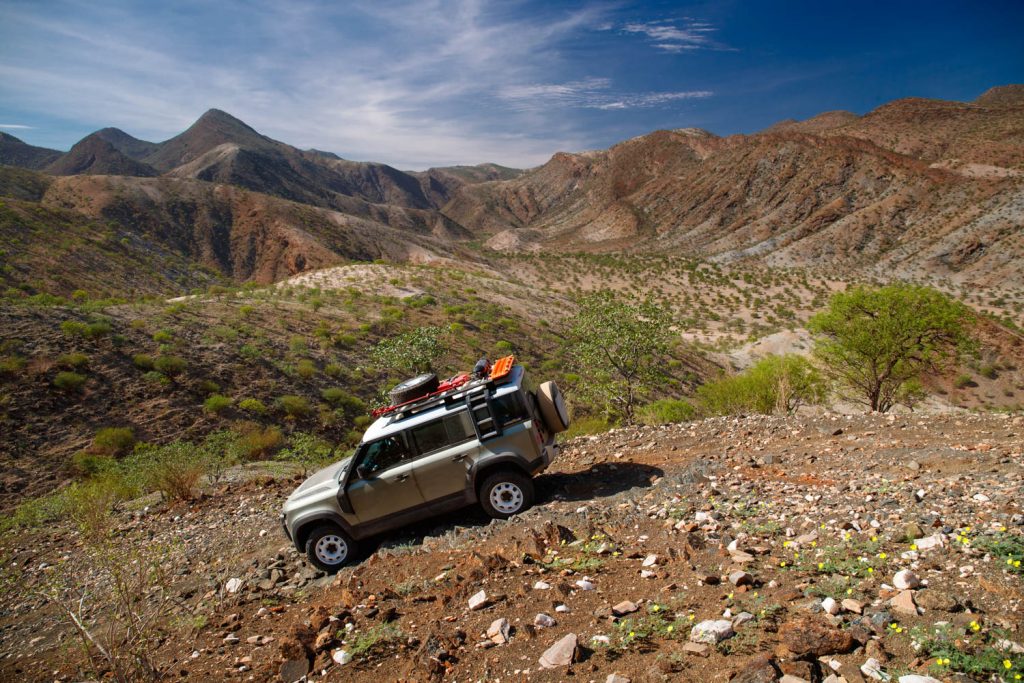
[304,523,357,573]
[479,470,535,519]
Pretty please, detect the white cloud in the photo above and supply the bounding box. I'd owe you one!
[623,19,723,53]
[500,78,710,112]
[0,124,33,129]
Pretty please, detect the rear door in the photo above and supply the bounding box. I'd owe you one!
[346,433,425,523]
[410,410,478,503]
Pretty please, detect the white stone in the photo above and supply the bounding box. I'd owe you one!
[861,657,887,680]
[897,676,942,683]
[640,569,656,579]
[534,581,551,590]
[821,597,840,615]
[555,604,570,613]
[575,579,595,591]
[468,590,488,610]
[487,617,511,644]
[893,570,920,590]
[534,613,557,628]
[689,619,735,644]
[642,554,658,567]
[539,633,577,669]
[915,534,944,551]
[225,578,243,593]
[332,650,351,666]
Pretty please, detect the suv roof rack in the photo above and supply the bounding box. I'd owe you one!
[372,355,517,421]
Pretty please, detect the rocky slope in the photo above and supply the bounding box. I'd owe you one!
[2,412,1021,681]
[0,133,61,170]
[442,87,1024,287]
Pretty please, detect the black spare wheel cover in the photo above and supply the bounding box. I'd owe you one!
[389,373,440,404]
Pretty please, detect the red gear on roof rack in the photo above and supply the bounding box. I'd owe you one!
[370,356,516,418]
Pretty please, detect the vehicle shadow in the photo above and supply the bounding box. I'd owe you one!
[357,462,664,560]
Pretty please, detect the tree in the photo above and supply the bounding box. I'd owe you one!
[567,290,674,424]
[808,284,974,413]
[371,325,446,374]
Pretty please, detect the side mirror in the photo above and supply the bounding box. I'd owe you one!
[356,464,370,480]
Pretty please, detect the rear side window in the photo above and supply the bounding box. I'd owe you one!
[492,392,528,426]
[411,411,475,454]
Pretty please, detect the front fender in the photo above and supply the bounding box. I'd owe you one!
[290,511,360,551]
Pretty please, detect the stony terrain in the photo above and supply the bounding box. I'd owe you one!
[2,411,1022,682]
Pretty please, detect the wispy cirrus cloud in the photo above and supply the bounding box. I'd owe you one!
[500,78,711,112]
[623,19,724,53]
[0,123,33,129]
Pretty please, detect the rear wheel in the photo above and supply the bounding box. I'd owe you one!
[479,470,535,519]
[304,523,357,573]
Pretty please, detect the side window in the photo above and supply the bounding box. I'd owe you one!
[492,392,527,426]
[411,411,476,455]
[359,434,411,474]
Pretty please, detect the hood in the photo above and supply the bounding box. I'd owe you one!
[286,457,351,502]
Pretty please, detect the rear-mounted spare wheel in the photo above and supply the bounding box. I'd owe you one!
[537,381,570,433]
[389,373,440,404]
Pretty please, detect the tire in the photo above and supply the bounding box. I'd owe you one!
[304,523,357,573]
[479,470,535,520]
[389,373,439,404]
[536,381,570,433]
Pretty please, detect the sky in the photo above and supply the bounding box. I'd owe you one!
[0,0,1022,170]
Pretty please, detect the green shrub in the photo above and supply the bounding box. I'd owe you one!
[198,379,221,395]
[320,388,364,415]
[562,415,614,439]
[277,432,335,476]
[84,321,112,339]
[278,395,312,418]
[204,394,232,414]
[238,398,267,415]
[126,442,205,502]
[92,427,135,456]
[133,354,155,370]
[72,451,117,477]
[154,355,186,376]
[143,370,169,386]
[60,320,88,337]
[237,425,284,459]
[58,352,90,369]
[296,359,317,379]
[979,364,998,379]
[639,399,696,425]
[152,330,173,343]
[0,355,26,377]
[239,305,254,318]
[697,354,827,416]
[324,363,344,378]
[53,371,87,392]
[954,374,974,389]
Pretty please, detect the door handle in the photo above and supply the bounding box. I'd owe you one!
[452,453,467,462]
[396,473,410,482]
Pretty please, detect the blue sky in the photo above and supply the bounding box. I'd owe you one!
[0,0,1021,169]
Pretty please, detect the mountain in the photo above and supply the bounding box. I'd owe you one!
[44,133,158,177]
[93,126,159,160]
[142,108,273,171]
[0,132,62,170]
[442,87,1024,287]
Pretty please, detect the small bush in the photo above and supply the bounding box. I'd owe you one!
[562,415,614,439]
[324,363,344,378]
[979,364,998,380]
[237,425,284,459]
[639,399,696,425]
[127,442,205,502]
[0,355,26,377]
[277,432,335,476]
[152,330,173,343]
[85,321,112,339]
[198,379,221,395]
[72,451,117,477]
[133,354,155,370]
[954,374,974,389]
[296,359,317,379]
[60,320,88,337]
[278,395,312,418]
[143,370,169,386]
[58,352,90,369]
[54,371,87,392]
[154,356,186,376]
[238,398,267,415]
[92,427,136,456]
[697,354,827,416]
[204,394,232,414]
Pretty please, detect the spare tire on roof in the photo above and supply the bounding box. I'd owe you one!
[389,373,439,405]
[536,381,570,433]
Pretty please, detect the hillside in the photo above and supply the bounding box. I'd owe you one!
[0,133,62,170]
[44,134,158,177]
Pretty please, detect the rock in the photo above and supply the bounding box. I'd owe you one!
[731,654,779,683]
[225,577,244,593]
[779,616,855,657]
[279,658,309,683]
[468,590,489,610]
[821,597,840,615]
[312,631,333,652]
[780,677,810,683]
[486,617,511,645]
[223,633,240,645]
[729,570,753,586]
[555,604,570,613]
[539,633,577,669]
[642,554,659,567]
[689,619,735,644]
[915,534,944,551]
[842,598,864,614]
[331,649,351,666]
[889,590,918,616]
[906,460,920,471]
[915,591,958,612]
[904,522,924,540]
[575,579,595,591]
[534,581,551,590]
[640,569,656,579]
[607,675,631,683]
[892,570,920,590]
[612,600,639,617]
[733,612,755,627]
[682,642,710,657]
[861,657,886,680]
[534,613,557,628]
[897,677,941,683]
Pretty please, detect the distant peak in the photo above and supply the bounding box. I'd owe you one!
[975,84,1024,107]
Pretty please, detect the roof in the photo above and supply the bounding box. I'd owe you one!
[361,365,525,443]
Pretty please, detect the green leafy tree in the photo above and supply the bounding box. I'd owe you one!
[808,284,974,413]
[371,325,445,374]
[567,290,673,424]
[697,354,827,416]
